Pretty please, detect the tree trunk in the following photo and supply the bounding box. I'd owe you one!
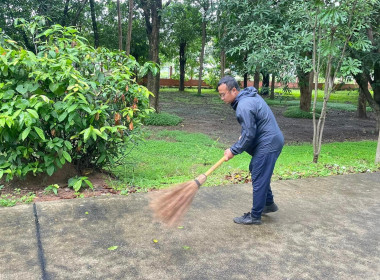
[140,0,162,112]
[197,19,207,95]
[261,73,269,95]
[254,67,260,90]
[357,87,367,119]
[297,68,313,112]
[125,0,133,56]
[376,130,380,163]
[89,0,99,48]
[117,0,123,50]
[243,73,248,88]
[354,71,380,131]
[373,60,380,106]
[62,0,70,26]
[220,49,225,78]
[179,41,186,92]
[72,0,88,26]
[270,74,275,100]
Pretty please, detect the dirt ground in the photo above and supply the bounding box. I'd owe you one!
[1,90,378,203]
[156,90,378,146]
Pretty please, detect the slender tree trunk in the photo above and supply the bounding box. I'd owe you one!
[254,67,260,90]
[261,72,269,95]
[270,74,275,100]
[220,49,225,78]
[72,0,88,26]
[62,0,70,26]
[373,60,380,106]
[140,0,163,112]
[125,0,133,56]
[297,68,313,112]
[243,73,248,88]
[354,72,380,163]
[117,0,123,50]
[89,0,99,48]
[376,130,380,163]
[243,54,248,88]
[357,87,367,119]
[197,19,207,95]
[354,71,380,131]
[179,41,186,92]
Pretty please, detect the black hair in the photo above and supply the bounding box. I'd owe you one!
[217,76,241,91]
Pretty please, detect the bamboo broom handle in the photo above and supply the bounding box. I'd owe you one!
[204,157,226,177]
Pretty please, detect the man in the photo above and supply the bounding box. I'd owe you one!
[218,76,284,225]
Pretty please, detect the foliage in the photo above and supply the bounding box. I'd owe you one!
[144,112,183,126]
[0,191,36,207]
[283,106,321,119]
[68,176,93,192]
[44,184,60,195]
[0,18,154,181]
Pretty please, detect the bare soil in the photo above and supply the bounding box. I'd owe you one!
[156,91,378,146]
[1,90,378,203]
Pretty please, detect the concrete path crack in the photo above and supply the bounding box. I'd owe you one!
[33,203,49,280]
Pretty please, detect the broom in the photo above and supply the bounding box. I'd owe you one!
[149,156,226,227]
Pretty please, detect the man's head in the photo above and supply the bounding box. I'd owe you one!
[217,76,240,104]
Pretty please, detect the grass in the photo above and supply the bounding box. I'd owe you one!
[161,88,373,112]
[283,106,321,119]
[144,112,183,126]
[110,130,380,191]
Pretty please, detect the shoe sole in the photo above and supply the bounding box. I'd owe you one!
[233,219,262,225]
[262,206,279,214]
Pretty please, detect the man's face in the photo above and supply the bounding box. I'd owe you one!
[218,83,237,104]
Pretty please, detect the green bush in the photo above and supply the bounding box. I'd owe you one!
[144,112,182,126]
[0,17,156,181]
[283,106,321,119]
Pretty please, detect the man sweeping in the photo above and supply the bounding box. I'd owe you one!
[218,76,284,225]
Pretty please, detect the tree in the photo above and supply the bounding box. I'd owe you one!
[89,0,99,48]
[310,0,373,163]
[161,1,201,91]
[138,0,171,111]
[117,0,123,50]
[347,0,380,163]
[194,0,213,95]
[125,0,134,56]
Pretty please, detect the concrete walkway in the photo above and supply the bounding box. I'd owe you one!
[0,172,379,280]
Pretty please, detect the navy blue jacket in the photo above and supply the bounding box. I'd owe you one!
[230,87,284,156]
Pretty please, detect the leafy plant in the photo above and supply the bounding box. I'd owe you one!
[68,176,93,192]
[144,112,182,126]
[0,192,35,207]
[44,184,59,195]
[0,17,155,182]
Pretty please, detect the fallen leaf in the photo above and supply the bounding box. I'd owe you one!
[153,239,158,243]
[183,246,190,250]
[108,246,118,251]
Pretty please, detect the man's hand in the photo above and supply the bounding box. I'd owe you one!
[224,148,234,161]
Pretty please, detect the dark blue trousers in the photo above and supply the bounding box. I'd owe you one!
[249,149,282,218]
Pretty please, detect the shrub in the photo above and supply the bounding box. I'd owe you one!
[0,17,156,181]
[144,112,182,126]
[283,106,321,119]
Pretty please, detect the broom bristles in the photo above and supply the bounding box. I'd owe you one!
[149,179,201,227]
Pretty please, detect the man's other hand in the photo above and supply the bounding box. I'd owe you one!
[224,148,234,161]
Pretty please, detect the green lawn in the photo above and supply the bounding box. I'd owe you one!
[110,130,380,191]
